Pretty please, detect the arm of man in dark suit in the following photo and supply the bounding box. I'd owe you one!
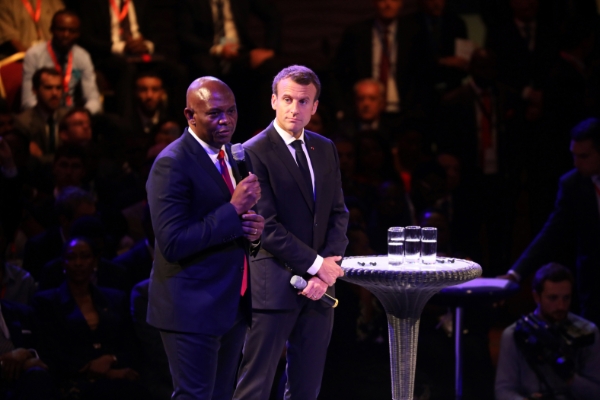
[509,173,576,280]
[148,154,261,263]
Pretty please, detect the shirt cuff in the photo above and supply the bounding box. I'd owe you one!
[1,166,18,178]
[306,255,323,275]
[112,41,126,54]
[144,40,154,54]
[507,270,521,282]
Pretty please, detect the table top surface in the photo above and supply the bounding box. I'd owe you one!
[341,255,477,272]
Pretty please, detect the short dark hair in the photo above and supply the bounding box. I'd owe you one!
[58,107,91,133]
[570,117,600,150]
[51,9,80,29]
[272,65,321,101]
[54,186,94,220]
[135,70,163,85]
[63,235,100,259]
[32,67,61,90]
[532,263,574,295]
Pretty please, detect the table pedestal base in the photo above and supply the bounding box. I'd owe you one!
[388,316,420,400]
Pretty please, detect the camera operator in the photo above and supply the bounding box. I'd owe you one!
[495,263,600,399]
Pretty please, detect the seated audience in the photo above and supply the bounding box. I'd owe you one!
[34,236,147,399]
[15,68,68,160]
[496,263,600,399]
[0,299,56,400]
[22,10,101,114]
[38,217,127,292]
[0,221,35,305]
[22,185,95,280]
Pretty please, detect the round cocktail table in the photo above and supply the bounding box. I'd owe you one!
[340,256,481,400]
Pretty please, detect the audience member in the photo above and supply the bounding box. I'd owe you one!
[334,0,426,119]
[22,185,95,280]
[0,299,56,400]
[336,79,394,141]
[34,236,147,399]
[414,0,469,93]
[496,263,600,399]
[0,0,64,56]
[176,0,281,135]
[38,217,127,292]
[439,48,525,275]
[112,204,153,289]
[505,118,600,327]
[0,221,35,305]
[0,134,23,242]
[15,68,68,159]
[21,10,101,114]
[130,279,172,400]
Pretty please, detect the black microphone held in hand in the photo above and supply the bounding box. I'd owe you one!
[290,275,339,308]
[231,143,249,178]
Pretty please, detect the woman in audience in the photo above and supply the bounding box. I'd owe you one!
[33,236,146,400]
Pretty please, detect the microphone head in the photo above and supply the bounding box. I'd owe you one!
[231,143,245,162]
[290,275,307,290]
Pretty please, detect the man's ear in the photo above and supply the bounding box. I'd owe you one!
[184,108,194,124]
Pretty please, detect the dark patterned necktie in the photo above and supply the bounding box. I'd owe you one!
[290,140,313,200]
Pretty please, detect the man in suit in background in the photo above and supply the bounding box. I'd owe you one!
[15,68,68,160]
[146,77,264,399]
[234,65,349,400]
[504,117,600,328]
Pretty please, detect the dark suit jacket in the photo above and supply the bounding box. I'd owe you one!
[176,0,280,56]
[243,123,349,309]
[333,15,426,113]
[512,169,600,325]
[146,128,253,335]
[0,300,38,351]
[14,106,68,155]
[112,239,154,289]
[486,18,558,91]
[76,0,151,59]
[33,283,133,379]
[438,82,525,178]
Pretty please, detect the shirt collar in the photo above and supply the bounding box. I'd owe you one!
[188,126,226,160]
[273,119,305,146]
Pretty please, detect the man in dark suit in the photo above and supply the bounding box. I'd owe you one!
[233,65,349,400]
[439,48,525,276]
[333,0,426,119]
[14,68,68,160]
[504,117,600,327]
[146,77,264,399]
[176,0,282,137]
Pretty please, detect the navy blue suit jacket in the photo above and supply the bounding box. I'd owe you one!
[512,169,600,324]
[244,123,349,309]
[146,128,252,335]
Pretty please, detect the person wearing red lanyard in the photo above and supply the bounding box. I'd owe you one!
[21,10,101,114]
[0,0,63,55]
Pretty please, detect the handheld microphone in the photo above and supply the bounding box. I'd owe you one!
[231,143,250,178]
[290,275,339,308]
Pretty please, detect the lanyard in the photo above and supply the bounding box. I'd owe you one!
[46,41,74,106]
[21,0,41,23]
[21,0,42,39]
[109,0,130,23]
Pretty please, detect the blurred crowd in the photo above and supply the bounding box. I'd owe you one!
[1,0,600,399]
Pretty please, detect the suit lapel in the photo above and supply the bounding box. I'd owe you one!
[181,128,231,199]
[266,124,314,213]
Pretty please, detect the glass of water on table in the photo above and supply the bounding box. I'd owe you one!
[421,227,437,264]
[387,227,404,265]
[404,226,421,263]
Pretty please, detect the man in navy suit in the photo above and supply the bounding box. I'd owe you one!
[505,118,600,327]
[233,66,349,400]
[146,77,265,399]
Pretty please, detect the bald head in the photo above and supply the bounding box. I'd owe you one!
[184,77,238,148]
